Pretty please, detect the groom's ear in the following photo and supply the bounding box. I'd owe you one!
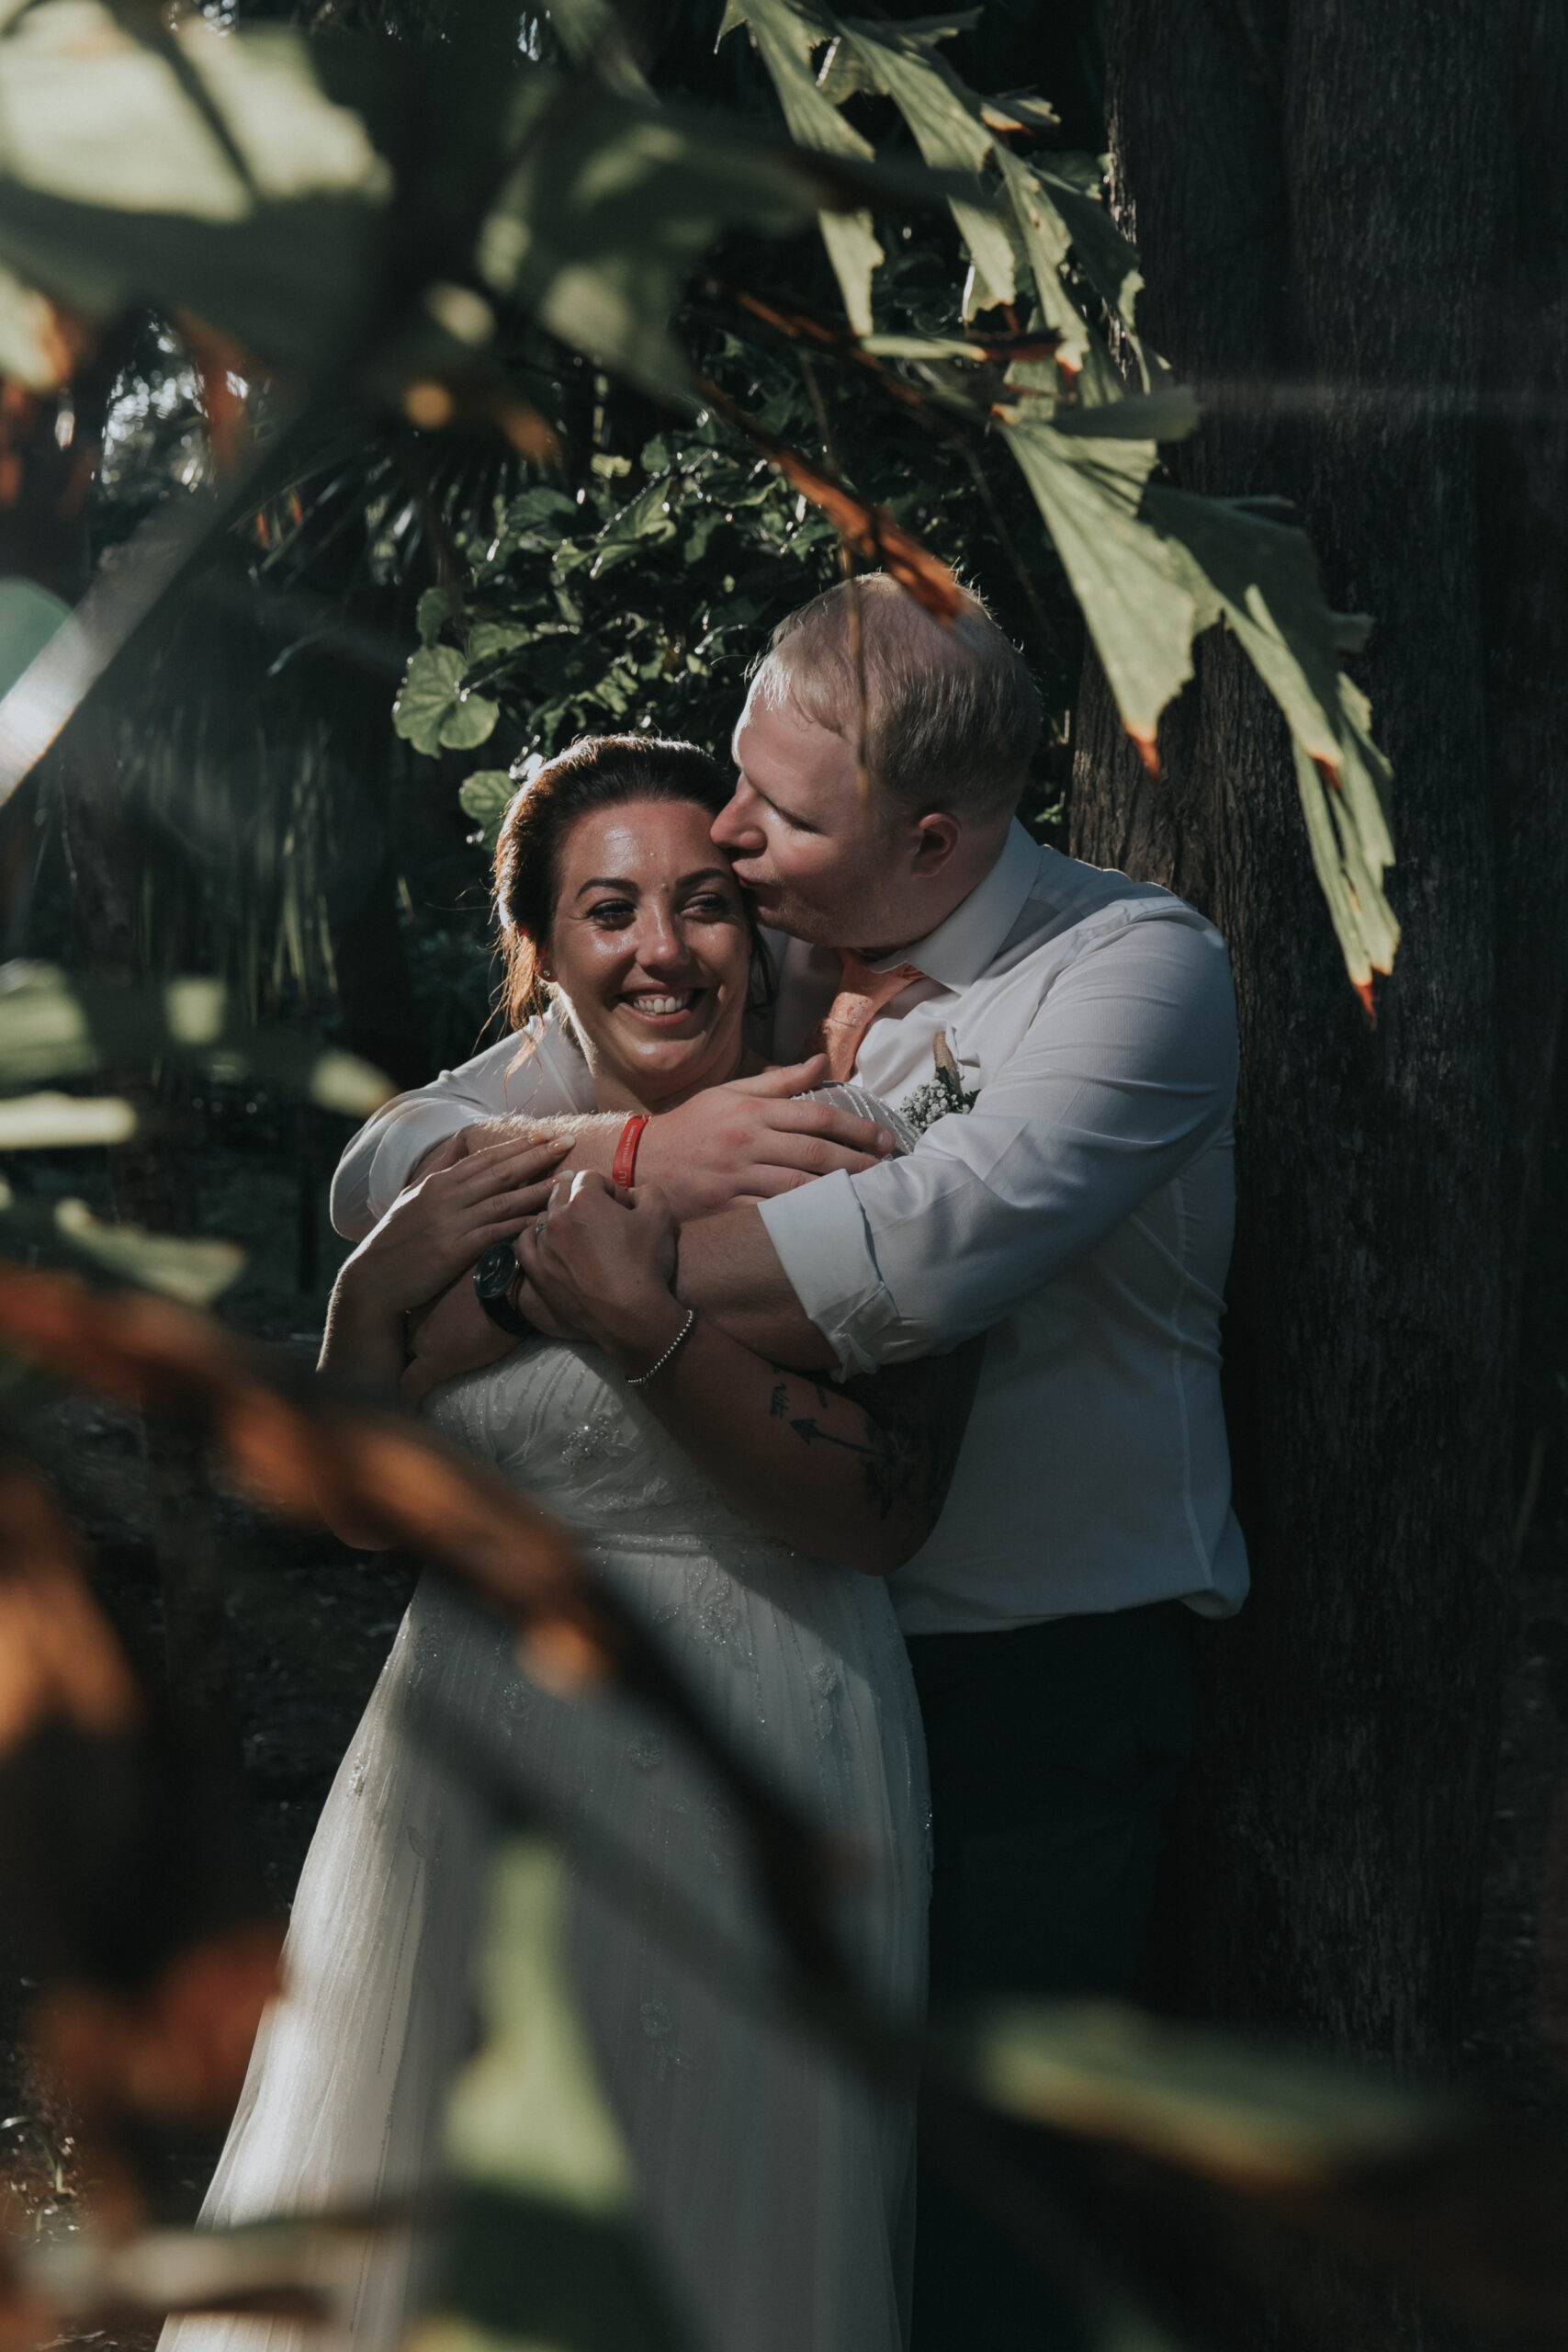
[908,809,962,874]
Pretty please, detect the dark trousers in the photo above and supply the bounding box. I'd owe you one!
[905,1603,1195,2352]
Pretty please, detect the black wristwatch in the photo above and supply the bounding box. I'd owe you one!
[473,1240,532,1338]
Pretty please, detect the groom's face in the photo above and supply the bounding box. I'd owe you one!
[717,693,904,947]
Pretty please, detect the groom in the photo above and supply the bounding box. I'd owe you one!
[331,574,1246,2349]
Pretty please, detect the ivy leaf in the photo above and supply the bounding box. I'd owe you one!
[393,647,500,756]
[458,769,518,851]
[468,620,533,664]
[507,487,583,535]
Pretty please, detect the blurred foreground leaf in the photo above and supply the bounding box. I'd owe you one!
[959,1999,1455,2189]
[0,0,390,373]
[411,1834,687,2352]
[0,1458,141,1751]
[0,1091,135,1148]
[0,964,393,1114]
[0,1462,278,2166]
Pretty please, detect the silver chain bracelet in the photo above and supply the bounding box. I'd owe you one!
[625,1306,696,1389]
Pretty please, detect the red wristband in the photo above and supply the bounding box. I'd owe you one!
[612,1113,649,1191]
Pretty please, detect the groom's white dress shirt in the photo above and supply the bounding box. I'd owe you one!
[330,821,1247,1638]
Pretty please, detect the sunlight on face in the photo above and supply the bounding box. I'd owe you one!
[544,798,754,1113]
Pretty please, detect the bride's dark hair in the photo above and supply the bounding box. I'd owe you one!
[494,732,770,1030]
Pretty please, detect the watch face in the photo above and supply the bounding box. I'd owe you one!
[473,1240,518,1301]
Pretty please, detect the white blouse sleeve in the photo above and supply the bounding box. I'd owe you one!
[328,1012,597,1238]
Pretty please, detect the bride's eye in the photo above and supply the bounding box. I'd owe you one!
[685,892,737,920]
[586,898,636,928]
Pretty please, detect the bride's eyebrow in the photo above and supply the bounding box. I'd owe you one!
[573,865,736,898]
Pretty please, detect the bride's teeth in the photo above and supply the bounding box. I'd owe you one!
[633,993,691,1014]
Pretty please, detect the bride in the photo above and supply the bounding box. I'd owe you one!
[166,735,982,2352]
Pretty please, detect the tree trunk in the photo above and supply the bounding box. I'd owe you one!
[1070,4,1568,2340]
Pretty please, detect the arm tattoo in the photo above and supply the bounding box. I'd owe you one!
[769,1339,986,1535]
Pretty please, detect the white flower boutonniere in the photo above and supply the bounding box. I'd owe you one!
[899,1028,980,1138]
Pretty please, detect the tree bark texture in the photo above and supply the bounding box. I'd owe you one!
[1072,0,1568,2190]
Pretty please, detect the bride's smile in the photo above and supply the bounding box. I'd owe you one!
[542,798,759,1111]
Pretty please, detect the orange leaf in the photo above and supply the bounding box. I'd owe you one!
[0,1265,612,1686]
[0,1461,141,1753]
[173,310,257,476]
[1126,723,1160,781]
[34,1920,283,2126]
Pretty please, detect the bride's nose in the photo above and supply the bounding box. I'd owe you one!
[631,901,689,972]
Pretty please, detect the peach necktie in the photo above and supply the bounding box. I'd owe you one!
[802,951,926,1083]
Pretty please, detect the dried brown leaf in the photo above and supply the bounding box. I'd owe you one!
[0,1460,141,1752]
[34,1921,284,2127]
[0,1264,614,1686]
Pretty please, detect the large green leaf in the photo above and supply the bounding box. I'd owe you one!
[1001,420,1207,763]
[475,69,850,394]
[835,19,1013,315]
[0,966,393,1114]
[414,1833,687,2352]
[717,0,884,334]
[0,578,69,697]
[1142,488,1399,996]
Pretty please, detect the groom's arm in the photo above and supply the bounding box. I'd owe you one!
[673,1206,837,1369]
[333,1017,897,1243]
[680,910,1238,1373]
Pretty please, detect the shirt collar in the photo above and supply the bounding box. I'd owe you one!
[867,820,1041,989]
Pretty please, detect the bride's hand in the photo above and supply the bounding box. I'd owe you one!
[515,1171,684,1368]
[339,1133,572,1317]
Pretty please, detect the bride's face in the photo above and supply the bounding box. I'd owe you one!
[543,797,754,1111]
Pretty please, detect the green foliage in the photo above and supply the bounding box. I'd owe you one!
[394,646,501,756]
[713,0,1399,999]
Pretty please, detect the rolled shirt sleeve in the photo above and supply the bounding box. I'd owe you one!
[759,909,1239,1373]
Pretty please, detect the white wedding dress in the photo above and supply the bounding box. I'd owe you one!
[161,1326,930,2352]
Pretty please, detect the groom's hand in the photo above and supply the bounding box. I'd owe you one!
[636,1057,898,1215]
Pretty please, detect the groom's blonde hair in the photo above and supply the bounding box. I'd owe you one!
[748,572,1041,826]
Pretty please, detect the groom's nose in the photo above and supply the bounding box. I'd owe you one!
[712,787,764,854]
